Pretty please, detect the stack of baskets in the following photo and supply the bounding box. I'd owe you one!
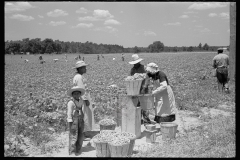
[92,130,136,157]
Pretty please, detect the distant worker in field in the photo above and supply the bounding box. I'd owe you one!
[122,53,125,61]
[82,57,84,61]
[67,85,85,155]
[39,55,43,61]
[79,55,81,60]
[72,60,94,139]
[144,62,177,123]
[101,54,104,58]
[129,54,153,125]
[212,48,230,93]
[97,55,100,60]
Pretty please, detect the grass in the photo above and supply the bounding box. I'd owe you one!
[4,52,235,157]
[133,115,235,158]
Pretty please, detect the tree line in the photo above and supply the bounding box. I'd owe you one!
[5,38,228,55]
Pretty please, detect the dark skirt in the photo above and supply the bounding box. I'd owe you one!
[154,114,175,123]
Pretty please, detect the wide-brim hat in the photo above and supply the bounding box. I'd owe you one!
[129,54,143,65]
[146,63,159,74]
[217,48,223,51]
[67,86,85,97]
[72,60,88,69]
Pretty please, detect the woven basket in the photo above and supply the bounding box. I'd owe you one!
[138,94,154,110]
[160,122,178,140]
[109,142,130,157]
[95,141,111,157]
[100,124,116,131]
[125,79,143,96]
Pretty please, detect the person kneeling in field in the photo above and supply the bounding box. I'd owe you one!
[67,85,85,155]
[144,63,177,123]
[212,48,230,93]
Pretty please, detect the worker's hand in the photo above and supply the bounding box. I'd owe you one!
[84,100,90,107]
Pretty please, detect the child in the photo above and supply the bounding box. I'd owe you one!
[67,85,85,155]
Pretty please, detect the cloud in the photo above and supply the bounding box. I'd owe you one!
[104,19,121,25]
[5,2,35,13]
[120,11,124,13]
[164,22,181,26]
[219,12,229,19]
[179,15,189,18]
[47,9,68,17]
[93,10,114,19]
[78,16,99,21]
[200,28,211,32]
[49,21,66,26]
[144,31,156,36]
[93,26,118,33]
[76,7,88,14]
[10,14,34,21]
[72,23,93,28]
[188,2,228,10]
[209,13,217,17]
[38,15,44,18]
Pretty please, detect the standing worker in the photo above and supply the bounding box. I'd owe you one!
[72,60,94,139]
[122,53,125,61]
[129,54,153,125]
[144,63,177,123]
[212,48,230,93]
[67,85,85,155]
[97,55,100,61]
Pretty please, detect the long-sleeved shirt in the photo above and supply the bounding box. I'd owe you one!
[67,99,84,122]
[212,53,229,68]
[73,73,88,100]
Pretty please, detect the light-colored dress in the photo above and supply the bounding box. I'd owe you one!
[152,80,177,116]
[73,73,94,132]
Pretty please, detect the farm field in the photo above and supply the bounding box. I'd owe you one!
[4,52,235,157]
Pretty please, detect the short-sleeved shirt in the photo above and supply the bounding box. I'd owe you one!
[157,71,169,85]
[212,53,229,68]
[130,63,146,76]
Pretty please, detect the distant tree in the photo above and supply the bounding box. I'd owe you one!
[198,43,202,50]
[187,46,193,52]
[148,41,164,52]
[203,43,209,50]
[134,46,140,53]
[45,44,54,54]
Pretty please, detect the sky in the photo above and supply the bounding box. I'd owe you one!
[5,2,231,48]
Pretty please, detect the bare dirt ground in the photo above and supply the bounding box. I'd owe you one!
[26,105,235,157]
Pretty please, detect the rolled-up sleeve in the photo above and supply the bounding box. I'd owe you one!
[152,81,168,95]
[67,101,74,122]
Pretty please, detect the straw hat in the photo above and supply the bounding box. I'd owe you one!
[67,85,85,97]
[72,60,88,69]
[129,54,143,65]
[217,48,223,51]
[146,63,159,74]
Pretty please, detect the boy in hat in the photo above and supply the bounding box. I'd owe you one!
[67,85,85,155]
[129,54,153,125]
[212,48,230,93]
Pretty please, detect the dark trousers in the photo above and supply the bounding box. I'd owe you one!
[69,111,84,155]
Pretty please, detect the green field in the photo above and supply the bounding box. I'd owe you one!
[5,52,235,157]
